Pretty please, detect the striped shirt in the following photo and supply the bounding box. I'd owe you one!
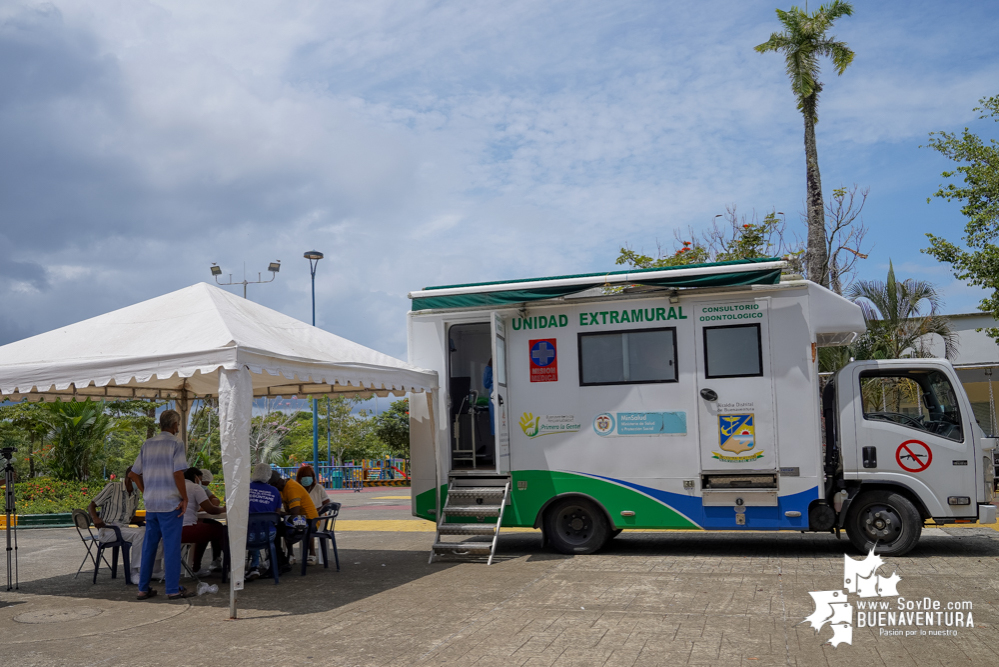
[91,481,138,526]
[132,431,188,513]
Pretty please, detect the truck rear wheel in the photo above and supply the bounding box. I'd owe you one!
[845,490,922,557]
[544,497,609,555]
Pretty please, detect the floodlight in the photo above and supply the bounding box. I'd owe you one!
[268,261,281,273]
[210,264,222,276]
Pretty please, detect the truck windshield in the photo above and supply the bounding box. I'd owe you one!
[859,369,963,442]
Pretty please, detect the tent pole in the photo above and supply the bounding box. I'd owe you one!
[178,383,190,453]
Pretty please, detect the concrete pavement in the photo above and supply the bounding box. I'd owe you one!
[1,501,998,666]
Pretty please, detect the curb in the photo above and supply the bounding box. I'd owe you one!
[1,513,75,529]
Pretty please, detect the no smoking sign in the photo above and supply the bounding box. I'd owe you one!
[895,439,932,473]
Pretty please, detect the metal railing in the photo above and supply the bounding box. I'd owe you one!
[269,464,364,490]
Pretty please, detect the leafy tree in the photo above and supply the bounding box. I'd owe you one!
[0,402,50,477]
[756,1,855,287]
[305,396,386,464]
[42,400,123,480]
[96,399,164,477]
[248,399,299,465]
[847,261,956,361]
[616,209,797,269]
[374,399,410,458]
[923,94,999,339]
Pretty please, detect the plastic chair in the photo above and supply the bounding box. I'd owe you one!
[72,509,132,585]
[247,512,281,584]
[312,502,341,572]
[282,514,313,577]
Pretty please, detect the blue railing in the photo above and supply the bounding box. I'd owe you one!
[269,464,364,491]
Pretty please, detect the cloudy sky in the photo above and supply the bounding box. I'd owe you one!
[1,0,997,360]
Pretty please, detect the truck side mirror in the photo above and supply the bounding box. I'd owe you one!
[700,388,718,402]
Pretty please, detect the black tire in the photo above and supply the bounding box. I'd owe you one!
[844,490,922,557]
[601,528,623,548]
[544,497,610,555]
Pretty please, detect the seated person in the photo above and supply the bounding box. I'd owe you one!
[180,467,226,577]
[296,465,330,565]
[199,469,222,506]
[246,463,282,580]
[269,470,318,567]
[88,466,161,582]
[197,468,224,571]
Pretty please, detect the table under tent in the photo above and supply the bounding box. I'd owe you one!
[0,283,438,616]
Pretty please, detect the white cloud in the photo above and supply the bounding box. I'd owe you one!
[1,0,996,359]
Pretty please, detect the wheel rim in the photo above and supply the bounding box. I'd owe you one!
[557,504,594,546]
[857,502,904,546]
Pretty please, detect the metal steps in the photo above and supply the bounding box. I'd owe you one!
[429,473,511,565]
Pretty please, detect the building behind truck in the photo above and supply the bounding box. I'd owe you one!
[406,258,997,562]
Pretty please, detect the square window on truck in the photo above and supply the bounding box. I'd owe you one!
[578,327,677,386]
[703,323,763,379]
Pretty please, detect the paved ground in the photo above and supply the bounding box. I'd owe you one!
[2,493,998,666]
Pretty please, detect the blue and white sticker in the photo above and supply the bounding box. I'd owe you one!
[593,412,615,436]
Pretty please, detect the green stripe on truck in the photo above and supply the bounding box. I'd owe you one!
[414,470,700,530]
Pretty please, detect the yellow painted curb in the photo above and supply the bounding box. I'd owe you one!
[337,520,434,532]
[926,521,999,533]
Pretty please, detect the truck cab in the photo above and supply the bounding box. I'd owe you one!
[824,359,997,554]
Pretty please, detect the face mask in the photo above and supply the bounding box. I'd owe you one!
[300,476,314,487]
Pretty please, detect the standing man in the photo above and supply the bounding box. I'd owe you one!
[129,409,190,600]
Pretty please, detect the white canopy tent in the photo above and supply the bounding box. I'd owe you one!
[0,283,438,615]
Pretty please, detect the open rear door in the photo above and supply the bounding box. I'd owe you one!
[491,312,510,473]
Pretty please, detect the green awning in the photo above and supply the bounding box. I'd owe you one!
[410,258,784,311]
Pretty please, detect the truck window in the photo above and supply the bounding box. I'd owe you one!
[703,324,763,378]
[859,370,963,442]
[578,327,677,386]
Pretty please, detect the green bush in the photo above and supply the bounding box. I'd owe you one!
[9,476,227,515]
[13,477,100,515]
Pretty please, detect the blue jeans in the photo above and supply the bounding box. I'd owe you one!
[247,526,277,570]
[139,511,183,595]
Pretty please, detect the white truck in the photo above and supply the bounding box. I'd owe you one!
[406,259,997,558]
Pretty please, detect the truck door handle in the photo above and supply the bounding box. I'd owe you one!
[498,395,504,405]
[700,388,718,402]
[862,446,877,469]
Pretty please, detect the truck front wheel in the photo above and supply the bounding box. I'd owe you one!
[544,497,609,555]
[844,490,922,557]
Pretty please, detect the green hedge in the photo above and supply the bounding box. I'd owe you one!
[13,477,98,515]
[11,477,226,515]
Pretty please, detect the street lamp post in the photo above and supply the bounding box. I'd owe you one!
[210,261,281,298]
[304,250,324,469]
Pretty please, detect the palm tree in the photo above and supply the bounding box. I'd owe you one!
[847,262,957,362]
[42,400,121,480]
[756,2,855,288]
